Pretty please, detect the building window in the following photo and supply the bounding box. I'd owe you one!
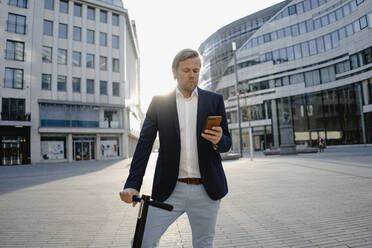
[6,40,24,61]
[87,29,95,44]
[291,24,299,36]
[286,46,295,61]
[309,39,317,56]
[265,52,273,61]
[112,35,119,48]
[324,34,332,51]
[87,79,94,94]
[113,58,119,72]
[305,70,321,87]
[72,77,81,93]
[343,3,351,16]
[72,51,81,66]
[313,18,321,30]
[288,5,296,15]
[296,2,304,14]
[263,33,271,43]
[8,13,26,34]
[59,23,68,39]
[271,31,277,41]
[335,8,343,20]
[43,20,53,36]
[42,73,51,90]
[42,46,52,63]
[329,11,336,24]
[100,80,107,95]
[74,3,82,17]
[73,26,81,41]
[113,82,120,96]
[321,15,329,27]
[306,19,313,32]
[279,48,287,61]
[100,56,107,70]
[299,21,306,35]
[58,49,67,65]
[100,10,107,23]
[112,13,119,26]
[59,0,68,13]
[57,75,67,91]
[9,0,28,8]
[350,54,359,69]
[87,7,95,20]
[310,0,318,9]
[346,23,354,36]
[339,27,347,40]
[294,44,302,59]
[100,32,107,46]
[331,31,339,48]
[44,0,54,10]
[4,68,23,89]
[303,0,311,12]
[1,98,25,121]
[86,54,95,68]
[359,16,368,30]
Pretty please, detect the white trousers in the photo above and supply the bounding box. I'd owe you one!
[138,181,221,248]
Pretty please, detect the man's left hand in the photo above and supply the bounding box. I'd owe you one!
[201,126,222,145]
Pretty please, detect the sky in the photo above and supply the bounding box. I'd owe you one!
[123,0,284,112]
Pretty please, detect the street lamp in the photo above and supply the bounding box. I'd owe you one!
[232,42,253,161]
[232,42,243,158]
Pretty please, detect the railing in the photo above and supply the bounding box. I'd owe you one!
[0,112,30,121]
[39,120,121,128]
[99,121,120,128]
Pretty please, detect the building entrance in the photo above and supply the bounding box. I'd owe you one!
[309,128,326,147]
[0,126,30,166]
[73,137,95,161]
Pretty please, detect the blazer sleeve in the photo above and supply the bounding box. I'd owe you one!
[216,94,232,153]
[124,97,158,191]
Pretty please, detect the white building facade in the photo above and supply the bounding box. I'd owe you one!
[0,0,142,165]
[206,0,372,151]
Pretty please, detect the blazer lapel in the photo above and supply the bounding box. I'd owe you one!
[196,87,206,140]
[170,90,180,141]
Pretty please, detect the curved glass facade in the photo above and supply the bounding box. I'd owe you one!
[244,0,365,50]
[210,0,372,151]
[198,1,290,90]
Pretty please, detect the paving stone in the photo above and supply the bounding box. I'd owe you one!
[0,147,372,247]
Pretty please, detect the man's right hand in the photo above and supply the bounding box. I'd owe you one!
[119,188,139,207]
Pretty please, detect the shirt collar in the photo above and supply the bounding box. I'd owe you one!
[176,87,198,98]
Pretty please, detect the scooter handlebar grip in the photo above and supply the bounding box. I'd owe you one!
[149,200,173,211]
[132,195,142,202]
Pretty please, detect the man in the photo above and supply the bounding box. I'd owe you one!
[120,48,231,247]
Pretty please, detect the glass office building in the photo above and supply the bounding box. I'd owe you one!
[204,0,372,151]
[198,1,291,91]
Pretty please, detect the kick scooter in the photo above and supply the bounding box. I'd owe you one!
[131,195,173,248]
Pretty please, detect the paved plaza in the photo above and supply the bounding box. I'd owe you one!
[1,147,372,248]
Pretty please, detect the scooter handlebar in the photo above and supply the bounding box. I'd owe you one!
[132,195,173,211]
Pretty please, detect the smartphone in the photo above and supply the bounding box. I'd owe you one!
[203,116,222,132]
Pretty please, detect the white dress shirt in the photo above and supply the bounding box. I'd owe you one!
[176,87,201,179]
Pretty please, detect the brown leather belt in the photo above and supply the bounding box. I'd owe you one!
[178,178,202,185]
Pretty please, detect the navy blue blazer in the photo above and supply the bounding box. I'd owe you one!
[124,87,232,201]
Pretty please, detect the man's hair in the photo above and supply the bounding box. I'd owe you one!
[172,48,203,71]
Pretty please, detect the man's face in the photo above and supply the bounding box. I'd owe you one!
[173,57,201,94]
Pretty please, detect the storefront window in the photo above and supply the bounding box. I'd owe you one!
[100,136,120,158]
[40,136,66,160]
